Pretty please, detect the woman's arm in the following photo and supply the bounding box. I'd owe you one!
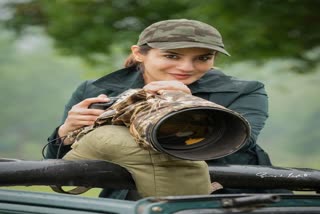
[45,81,108,158]
[227,84,269,151]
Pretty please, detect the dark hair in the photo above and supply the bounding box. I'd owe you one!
[124,45,152,68]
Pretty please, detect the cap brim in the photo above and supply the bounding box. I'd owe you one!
[147,41,231,56]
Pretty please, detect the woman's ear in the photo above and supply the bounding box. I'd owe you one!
[131,45,144,62]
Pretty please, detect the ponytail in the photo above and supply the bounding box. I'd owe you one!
[124,54,137,68]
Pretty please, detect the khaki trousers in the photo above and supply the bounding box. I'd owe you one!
[63,125,211,197]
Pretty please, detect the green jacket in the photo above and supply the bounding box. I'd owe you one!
[47,66,271,165]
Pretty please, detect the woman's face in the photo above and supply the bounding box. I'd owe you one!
[132,46,216,85]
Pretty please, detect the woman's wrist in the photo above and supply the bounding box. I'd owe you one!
[58,124,74,145]
[58,124,69,138]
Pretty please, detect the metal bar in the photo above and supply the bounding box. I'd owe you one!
[0,159,319,191]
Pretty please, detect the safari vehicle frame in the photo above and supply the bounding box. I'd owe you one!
[0,159,320,213]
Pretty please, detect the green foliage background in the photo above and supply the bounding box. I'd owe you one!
[0,0,319,170]
[5,0,320,67]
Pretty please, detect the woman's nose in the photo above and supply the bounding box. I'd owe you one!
[176,60,195,72]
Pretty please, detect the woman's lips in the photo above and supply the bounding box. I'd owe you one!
[170,73,192,80]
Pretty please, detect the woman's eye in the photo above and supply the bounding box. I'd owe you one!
[198,56,212,61]
[165,55,179,59]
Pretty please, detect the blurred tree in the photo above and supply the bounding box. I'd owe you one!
[4,0,319,69]
[4,0,190,64]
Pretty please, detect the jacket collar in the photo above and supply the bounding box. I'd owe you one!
[93,66,239,93]
[188,69,240,93]
[93,66,145,91]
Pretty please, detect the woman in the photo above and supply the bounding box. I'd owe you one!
[46,19,272,199]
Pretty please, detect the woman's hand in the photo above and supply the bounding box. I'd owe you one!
[58,94,110,145]
[143,80,191,95]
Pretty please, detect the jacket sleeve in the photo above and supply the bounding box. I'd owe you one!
[227,82,269,151]
[45,81,89,159]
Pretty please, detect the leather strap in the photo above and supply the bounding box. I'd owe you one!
[50,185,91,195]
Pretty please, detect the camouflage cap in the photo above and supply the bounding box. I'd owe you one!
[137,19,230,56]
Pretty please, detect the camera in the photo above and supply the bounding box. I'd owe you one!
[88,97,117,110]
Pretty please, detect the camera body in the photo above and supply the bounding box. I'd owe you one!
[88,97,117,110]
